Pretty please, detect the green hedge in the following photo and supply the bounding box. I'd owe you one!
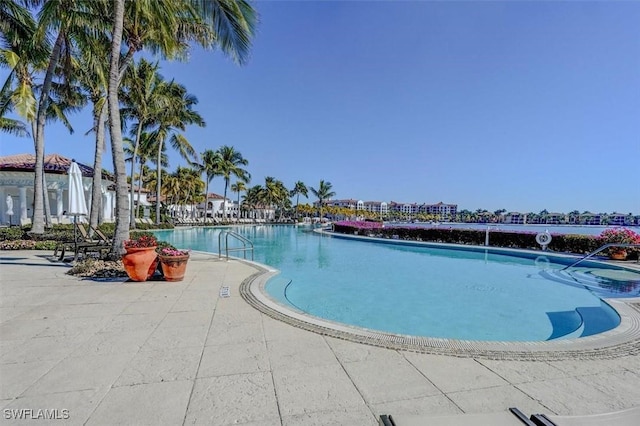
[332,224,603,255]
[0,222,174,250]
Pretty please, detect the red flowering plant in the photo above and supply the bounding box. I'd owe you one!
[598,228,640,256]
[123,233,157,249]
[159,247,190,257]
[156,241,190,257]
[334,220,384,230]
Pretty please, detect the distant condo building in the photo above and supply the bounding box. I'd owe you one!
[323,199,389,215]
[320,199,456,220]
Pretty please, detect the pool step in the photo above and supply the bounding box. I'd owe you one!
[538,269,638,297]
[576,303,620,337]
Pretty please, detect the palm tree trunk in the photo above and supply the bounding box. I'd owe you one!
[108,0,129,256]
[136,162,145,220]
[32,31,64,234]
[236,191,240,223]
[42,171,52,227]
[89,108,106,230]
[129,123,143,229]
[205,179,210,220]
[222,180,229,222]
[156,143,162,225]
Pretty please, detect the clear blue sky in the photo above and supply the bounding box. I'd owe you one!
[2,1,639,214]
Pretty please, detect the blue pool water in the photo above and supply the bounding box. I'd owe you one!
[153,225,640,342]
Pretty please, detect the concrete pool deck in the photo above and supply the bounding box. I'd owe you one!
[1,250,639,425]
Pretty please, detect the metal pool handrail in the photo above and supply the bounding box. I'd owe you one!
[218,230,254,261]
[562,243,640,270]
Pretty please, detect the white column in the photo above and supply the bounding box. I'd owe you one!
[19,186,28,221]
[56,189,64,220]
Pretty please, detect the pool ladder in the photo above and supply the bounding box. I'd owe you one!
[218,230,254,261]
[562,243,640,270]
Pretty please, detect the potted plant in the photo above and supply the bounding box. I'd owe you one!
[157,245,190,282]
[598,228,640,260]
[122,233,158,282]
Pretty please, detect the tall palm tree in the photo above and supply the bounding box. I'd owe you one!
[230,181,246,222]
[310,180,335,222]
[29,0,110,233]
[120,58,167,227]
[151,81,204,224]
[216,145,249,222]
[198,149,222,219]
[290,180,308,220]
[75,33,111,230]
[107,0,129,256]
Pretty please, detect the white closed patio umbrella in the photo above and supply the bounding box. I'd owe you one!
[68,160,88,241]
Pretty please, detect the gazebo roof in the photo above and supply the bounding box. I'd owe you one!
[0,153,110,179]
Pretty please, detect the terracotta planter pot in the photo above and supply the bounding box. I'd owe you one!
[159,254,190,282]
[609,250,627,261]
[122,246,158,282]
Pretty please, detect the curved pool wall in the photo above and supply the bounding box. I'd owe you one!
[153,225,640,343]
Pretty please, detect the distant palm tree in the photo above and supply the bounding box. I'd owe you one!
[243,184,265,220]
[151,81,204,224]
[231,181,247,222]
[309,180,335,222]
[290,181,308,219]
[120,59,167,227]
[217,145,250,222]
[124,133,168,219]
[198,149,222,219]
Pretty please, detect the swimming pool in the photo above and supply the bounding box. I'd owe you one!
[153,225,640,342]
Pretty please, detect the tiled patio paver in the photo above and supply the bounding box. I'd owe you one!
[1,250,639,425]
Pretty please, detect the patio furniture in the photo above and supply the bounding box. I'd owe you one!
[53,223,110,261]
[379,408,536,425]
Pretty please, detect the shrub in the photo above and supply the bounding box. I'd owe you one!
[0,227,25,241]
[331,224,607,255]
[34,240,58,250]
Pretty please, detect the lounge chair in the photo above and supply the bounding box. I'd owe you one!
[379,408,536,426]
[532,406,640,426]
[54,223,110,261]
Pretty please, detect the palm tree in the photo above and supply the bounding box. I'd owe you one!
[124,132,168,218]
[242,184,263,221]
[120,58,167,227]
[0,0,44,128]
[106,0,129,255]
[230,181,246,222]
[151,81,204,224]
[216,145,250,222]
[74,33,111,231]
[310,180,335,222]
[173,166,204,219]
[0,92,29,137]
[29,0,111,233]
[290,181,308,220]
[198,149,222,219]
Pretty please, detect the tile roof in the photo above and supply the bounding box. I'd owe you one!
[0,153,112,179]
